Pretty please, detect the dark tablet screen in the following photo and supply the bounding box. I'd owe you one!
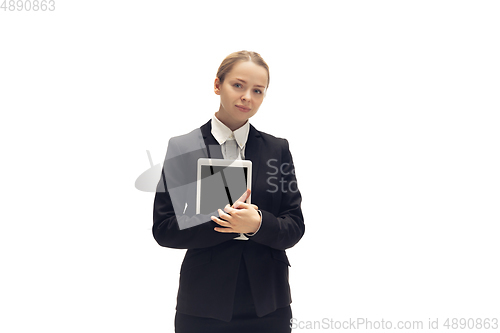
[199,165,249,215]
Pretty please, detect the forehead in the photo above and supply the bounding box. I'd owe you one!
[226,61,268,87]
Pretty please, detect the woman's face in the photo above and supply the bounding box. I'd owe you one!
[214,61,268,131]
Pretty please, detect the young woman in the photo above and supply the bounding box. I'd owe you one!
[153,50,305,333]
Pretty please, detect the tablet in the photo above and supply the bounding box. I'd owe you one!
[197,158,252,240]
[196,158,252,214]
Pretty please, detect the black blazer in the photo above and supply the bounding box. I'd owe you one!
[153,119,305,322]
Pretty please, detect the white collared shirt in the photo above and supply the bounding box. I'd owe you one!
[211,114,250,159]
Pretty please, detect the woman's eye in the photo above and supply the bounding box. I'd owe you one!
[254,89,262,94]
[234,83,242,88]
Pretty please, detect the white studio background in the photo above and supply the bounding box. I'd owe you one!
[1,1,499,332]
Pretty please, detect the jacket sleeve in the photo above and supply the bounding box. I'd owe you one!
[249,139,305,250]
[152,138,236,249]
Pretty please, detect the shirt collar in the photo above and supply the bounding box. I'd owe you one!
[211,113,250,150]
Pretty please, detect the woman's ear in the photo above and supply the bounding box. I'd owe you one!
[214,77,221,95]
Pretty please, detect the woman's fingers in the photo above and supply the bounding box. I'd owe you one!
[214,226,237,233]
[231,202,258,211]
[236,189,251,203]
[233,202,258,210]
[212,212,238,233]
[233,189,251,208]
[227,204,245,214]
[211,214,231,226]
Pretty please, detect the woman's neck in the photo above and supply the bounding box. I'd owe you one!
[215,111,246,132]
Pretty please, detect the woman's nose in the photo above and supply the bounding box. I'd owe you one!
[241,90,251,101]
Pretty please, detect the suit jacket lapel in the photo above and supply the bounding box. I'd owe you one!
[200,120,223,159]
[245,124,262,196]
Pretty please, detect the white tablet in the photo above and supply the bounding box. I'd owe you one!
[197,158,252,240]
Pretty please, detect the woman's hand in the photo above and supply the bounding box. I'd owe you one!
[232,189,258,210]
[212,189,261,234]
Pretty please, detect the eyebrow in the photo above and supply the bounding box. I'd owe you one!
[235,78,266,89]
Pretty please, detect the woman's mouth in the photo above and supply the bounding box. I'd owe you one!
[235,105,251,112]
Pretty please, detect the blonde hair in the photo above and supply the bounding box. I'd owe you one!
[216,50,270,88]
